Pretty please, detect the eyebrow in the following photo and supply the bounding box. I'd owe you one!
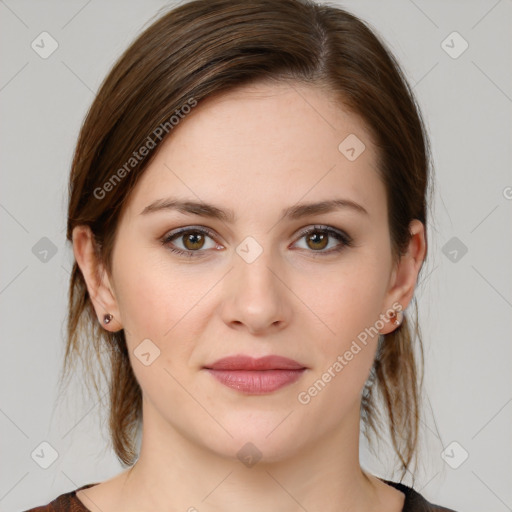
[140,197,368,222]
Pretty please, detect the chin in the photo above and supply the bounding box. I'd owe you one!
[201,413,310,465]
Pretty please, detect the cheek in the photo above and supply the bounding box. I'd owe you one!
[114,268,167,340]
[295,254,389,403]
[110,239,161,338]
[112,249,215,352]
[114,260,208,394]
[309,258,388,345]
[294,269,385,418]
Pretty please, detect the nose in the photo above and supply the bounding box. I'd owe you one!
[220,246,292,335]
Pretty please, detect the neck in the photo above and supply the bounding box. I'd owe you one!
[117,398,382,512]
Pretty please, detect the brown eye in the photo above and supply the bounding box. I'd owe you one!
[182,231,206,250]
[162,227,219,257]
[293,225,353,255]
[306,231,328,250]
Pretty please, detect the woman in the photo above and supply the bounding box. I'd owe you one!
[26,0,458,510]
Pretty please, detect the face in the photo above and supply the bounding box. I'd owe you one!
[78,81,424,462]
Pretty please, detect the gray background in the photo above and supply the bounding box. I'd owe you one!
[1,1,511,510]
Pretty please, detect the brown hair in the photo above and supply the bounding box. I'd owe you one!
[61,0,432,480]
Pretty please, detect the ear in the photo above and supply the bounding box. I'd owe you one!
[72,225,122,332]
[379,219,426,335]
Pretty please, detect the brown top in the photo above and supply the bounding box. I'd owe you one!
[23,479,458,511]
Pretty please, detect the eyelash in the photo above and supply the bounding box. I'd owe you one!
[161,225,353,258]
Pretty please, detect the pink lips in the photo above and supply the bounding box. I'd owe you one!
[204,355,306,394]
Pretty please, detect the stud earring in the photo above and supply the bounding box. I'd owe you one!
[103,313,113,325]
[390,310,403,327]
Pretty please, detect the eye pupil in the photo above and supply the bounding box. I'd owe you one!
[307,232,328,250]
[184,232,205,250]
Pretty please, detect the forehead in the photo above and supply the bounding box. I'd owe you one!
[124,80,385,220]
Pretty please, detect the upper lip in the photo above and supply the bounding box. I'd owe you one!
[205,355,306,371]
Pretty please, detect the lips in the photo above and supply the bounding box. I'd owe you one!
[205,355,306,371]
[204,355,307,394]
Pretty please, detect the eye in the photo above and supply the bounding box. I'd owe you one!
[161,227,221,257]
[161,224,353,258]
[292,225,353,254]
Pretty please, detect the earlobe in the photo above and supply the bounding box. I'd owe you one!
[379,219,426,335]
[72,225,122,332]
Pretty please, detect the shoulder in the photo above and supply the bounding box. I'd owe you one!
[22,483,98,512]
[381,479,459,512]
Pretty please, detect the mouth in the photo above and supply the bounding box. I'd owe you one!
[203,355,307,394]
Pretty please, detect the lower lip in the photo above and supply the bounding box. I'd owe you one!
[205,369,306,394]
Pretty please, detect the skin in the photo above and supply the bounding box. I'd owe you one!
[73,80,426,512]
